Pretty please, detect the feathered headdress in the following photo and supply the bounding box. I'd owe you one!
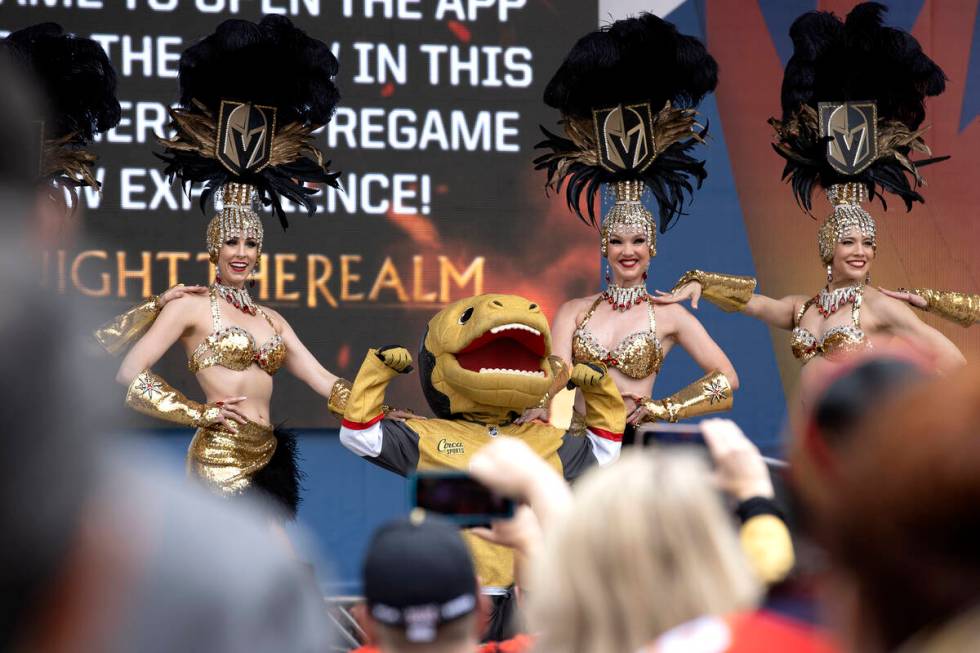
[534,12,717,249]
[0,23,120,208]
[158,16,341,233]
[771,2,947,213]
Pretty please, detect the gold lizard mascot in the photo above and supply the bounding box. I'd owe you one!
[338,294,627,591]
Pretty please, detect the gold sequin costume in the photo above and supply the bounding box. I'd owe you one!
[791,286,872,364]
[572,296,663,379]
[189,287,286,375]
[187,418,277,497]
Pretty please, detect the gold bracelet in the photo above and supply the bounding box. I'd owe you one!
[327,377,353,417]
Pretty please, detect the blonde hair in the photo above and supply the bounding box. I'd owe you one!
[529,450,759,653]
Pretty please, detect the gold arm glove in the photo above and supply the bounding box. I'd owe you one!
[570,362,627,435]
[640,371,734,423]
[910,288,980,327]
[327,378,352,417]
[125,369,219,427]
[740,515,795,585]
[344,349,405,424]
[672,269,756,313]
[94,296,161,355]
[534,355,571,409]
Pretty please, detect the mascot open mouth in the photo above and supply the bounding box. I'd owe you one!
[455,323,546,377]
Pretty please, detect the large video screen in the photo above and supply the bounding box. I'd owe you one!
[2,0,600,426]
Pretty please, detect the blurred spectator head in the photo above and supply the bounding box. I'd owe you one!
[790,351,930,527]
[362,514,484,652]
[801,365,980,651]
[529,450,759,653]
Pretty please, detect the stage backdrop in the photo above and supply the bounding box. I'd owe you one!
[1,0,601,427]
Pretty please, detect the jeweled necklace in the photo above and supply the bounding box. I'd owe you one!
[213,274,257,315]
[816,284,862,318]
[602,283,649,312]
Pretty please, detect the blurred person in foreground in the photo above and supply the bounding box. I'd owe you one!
[0,30,332,653]
[467,423,827,653]
[791,364,980,652]
[351,515,533,653]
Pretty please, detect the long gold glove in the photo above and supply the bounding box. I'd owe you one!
[909,288,980,327]
[94,296,161,355]
[640,371,734,423]
[125,369,220,427]
[534,355,571,410]
[672,269,756,312]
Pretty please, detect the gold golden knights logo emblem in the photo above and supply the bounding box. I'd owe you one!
[819,101,878,175]
[216,100,277,175]
[593,103,657,173]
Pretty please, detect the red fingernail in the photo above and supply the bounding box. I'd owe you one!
[216,401,224,406]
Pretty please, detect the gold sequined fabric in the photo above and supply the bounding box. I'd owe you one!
[189,288,286,375]
[641,370,733,423]
[913,288,980,327]
[328,378,352,417]
[187,418,277,496]
[572,296,663,379]
[791,287,872,364]
[672,269,756,313]
[94,296,161,355]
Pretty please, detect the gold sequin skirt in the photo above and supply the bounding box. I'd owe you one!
[187,419,277,497]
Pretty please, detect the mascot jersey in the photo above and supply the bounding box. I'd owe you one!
[339,294,627,590]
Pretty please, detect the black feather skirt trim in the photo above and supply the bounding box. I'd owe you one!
[248,426,304,519]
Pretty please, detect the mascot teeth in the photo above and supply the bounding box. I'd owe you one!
[478,368,546,377]
[489,323,541,336]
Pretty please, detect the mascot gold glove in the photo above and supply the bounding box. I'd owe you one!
[569,362,626,437]
[343,347,413,425]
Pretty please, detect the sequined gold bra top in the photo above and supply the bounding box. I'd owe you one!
[791,287,871,364]
[572,295,663,379]
[188,288,286,375]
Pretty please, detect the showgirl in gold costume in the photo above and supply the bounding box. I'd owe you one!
[95,17,354,517]
[658,3,964,398]
[527,14,738,436]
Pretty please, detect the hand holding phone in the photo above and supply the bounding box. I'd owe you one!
[409,471,516,528]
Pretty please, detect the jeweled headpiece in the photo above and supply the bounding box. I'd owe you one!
[535,13,717,253]
[818,183,876,263]
[771,3,947,217]
[206,183,264,263]
[1,23,120,211]
[159,16,341,237]
[600,181,656,257]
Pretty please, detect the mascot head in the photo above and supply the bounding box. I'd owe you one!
[418,294,554,420]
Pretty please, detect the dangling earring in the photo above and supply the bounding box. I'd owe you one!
[826,264,833,285]
[604,260,611,285]
[865,271,871,285]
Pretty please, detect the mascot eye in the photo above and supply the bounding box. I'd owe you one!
[458,307,474,324]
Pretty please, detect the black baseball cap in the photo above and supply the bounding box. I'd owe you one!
[362,513,478,643]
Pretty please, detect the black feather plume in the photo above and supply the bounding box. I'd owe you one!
[159,16,341,229]
[775,2,947,211]
[536,13,716,230]
[1,23,120,143]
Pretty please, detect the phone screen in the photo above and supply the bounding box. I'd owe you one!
[409,472,515,527]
